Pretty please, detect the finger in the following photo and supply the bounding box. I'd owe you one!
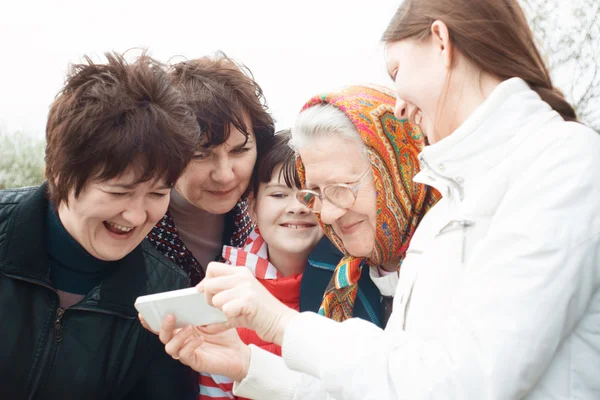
[221,298,252,323]
[178,337,206,367]
[199,321,236,334]
[202,274,252,298]
[205,261,239,279]
[138,314,158,334]
[202,275,247,307]
[164,325,194,359]
[158,314,177,345]
[211,287,249,311]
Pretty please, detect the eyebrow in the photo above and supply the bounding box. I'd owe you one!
[199,136,255,151]
[106,183,170,191]
[306,169,367,187]
[265,183,290,189]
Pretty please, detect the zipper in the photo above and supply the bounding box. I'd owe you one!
[435,219,475,263]
[357,289,380,326]
[308,260,336,272]
[54,308,65,343]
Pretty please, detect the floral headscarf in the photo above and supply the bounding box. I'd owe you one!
[296,85,440,322]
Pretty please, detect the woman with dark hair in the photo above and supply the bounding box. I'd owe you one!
[147,52,275,286]
[155,0,600,398]
[0,52,200,399]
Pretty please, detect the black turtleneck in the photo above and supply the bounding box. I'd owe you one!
[46,204,118,295]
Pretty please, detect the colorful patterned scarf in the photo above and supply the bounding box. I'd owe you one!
[296,85,441,322]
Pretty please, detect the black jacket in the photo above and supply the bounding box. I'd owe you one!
[0,185,198,400]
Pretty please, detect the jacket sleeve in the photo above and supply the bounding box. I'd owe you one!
[278,131,600,399]
[125,336,199,400]
[233,345,329,400]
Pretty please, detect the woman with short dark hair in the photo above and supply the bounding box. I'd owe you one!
[0,52,200,399]
[147,52,275,285]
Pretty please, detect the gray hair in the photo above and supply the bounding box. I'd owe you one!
[290,104,367,158]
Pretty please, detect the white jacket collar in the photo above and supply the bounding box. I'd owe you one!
[414,78,559,197]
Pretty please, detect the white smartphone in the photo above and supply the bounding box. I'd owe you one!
[134,287,228,332]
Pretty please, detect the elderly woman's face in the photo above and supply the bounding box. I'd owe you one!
[57,167,171,261]
[175,121,257,214]
[300,135,377,258]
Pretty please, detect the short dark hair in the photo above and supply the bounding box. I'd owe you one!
[254,129,301,195]
[45,51,201,206]
[168,51,275,154]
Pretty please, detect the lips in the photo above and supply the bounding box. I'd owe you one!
[280,222,317,230]
[339,220,364,234]
[208,188,236,197]
[104,221,135,236]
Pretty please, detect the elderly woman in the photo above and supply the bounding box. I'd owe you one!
[0,52,201,399]
[147,52,275,285]
[155,0,600,398]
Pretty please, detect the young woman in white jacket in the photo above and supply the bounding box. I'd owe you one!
[150,0,600,398]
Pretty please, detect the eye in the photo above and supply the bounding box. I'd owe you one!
[270,192,287,199]
[150,192,169,198]
[109,192,128,197]
[232,147,252,155]
[391,68,398,81]
[193,152,209,160]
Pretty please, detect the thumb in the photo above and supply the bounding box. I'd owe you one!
[200,321,235,334]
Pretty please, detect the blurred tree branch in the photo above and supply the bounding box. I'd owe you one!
[520,0,600,131]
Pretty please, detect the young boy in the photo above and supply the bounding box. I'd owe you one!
[199,130,323,399]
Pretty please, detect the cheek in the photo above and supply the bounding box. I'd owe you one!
[234,153,257,181]
[148,197,170,222]
[256,199,280,227]
[182,164,209,189]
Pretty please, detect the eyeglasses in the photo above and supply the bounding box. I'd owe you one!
[296,173,368,213]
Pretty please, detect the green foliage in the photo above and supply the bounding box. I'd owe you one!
[0,130,46,189]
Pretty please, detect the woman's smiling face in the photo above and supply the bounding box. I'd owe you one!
[299,135,377,258]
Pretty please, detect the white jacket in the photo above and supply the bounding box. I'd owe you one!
[234,78,600,399]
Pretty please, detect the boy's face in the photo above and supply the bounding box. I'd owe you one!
[250,164,323,262]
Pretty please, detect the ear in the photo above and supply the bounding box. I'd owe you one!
[247,192,258,223]
[430,20,452,68]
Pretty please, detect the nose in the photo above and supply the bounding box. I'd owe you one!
[394,98,408,120]
[211,157,235,186]
[319,199,347,225]
[122,196,147,226]
[287,197,310,215]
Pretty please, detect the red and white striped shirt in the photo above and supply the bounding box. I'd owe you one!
[199,228,303,400]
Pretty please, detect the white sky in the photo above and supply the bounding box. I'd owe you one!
[0,0,399,138]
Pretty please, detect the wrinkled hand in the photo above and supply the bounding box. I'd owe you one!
[140,313,251,382]
[199,262,298,345]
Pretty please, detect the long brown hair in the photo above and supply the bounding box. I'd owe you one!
[382,0,577,122]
